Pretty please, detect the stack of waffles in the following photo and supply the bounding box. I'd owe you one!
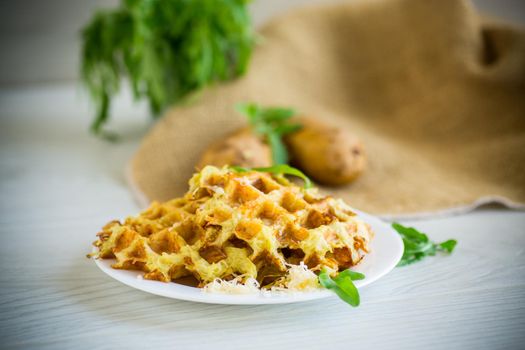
[92,166,373,288]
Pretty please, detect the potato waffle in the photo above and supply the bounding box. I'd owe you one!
[92,166,373,289]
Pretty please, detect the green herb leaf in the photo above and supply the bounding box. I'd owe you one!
[235,103,259,121]
[229,165,249,173]
[235,102,301,165]
[438,239,458,253]
[229,164,313,189]
[273,124,302,135]
[257,107,295,122]
[82,0,255,136]
[319,269,365,307]
[335,269,366,281]
[393,222,457,266]
[267,132,288,165]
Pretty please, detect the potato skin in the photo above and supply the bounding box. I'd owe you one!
[285,118,366,186]
[197,127,272,169]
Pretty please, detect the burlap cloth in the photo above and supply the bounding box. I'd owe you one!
[128,0,525,219]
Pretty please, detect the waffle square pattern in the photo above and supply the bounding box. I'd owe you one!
[92,166,373,292]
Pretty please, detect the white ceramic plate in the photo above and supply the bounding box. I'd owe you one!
[94,209,403,305]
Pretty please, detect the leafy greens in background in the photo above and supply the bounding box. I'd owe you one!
[393,222,457,266]
[81,0,254,136]
[236,103,302,165]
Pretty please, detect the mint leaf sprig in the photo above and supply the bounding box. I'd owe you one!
[235,103,302,165]
[393,222,457,267]
[230,164,313,189]
[319,269,365,307]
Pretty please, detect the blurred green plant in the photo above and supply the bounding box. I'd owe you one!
[81,0,254,137]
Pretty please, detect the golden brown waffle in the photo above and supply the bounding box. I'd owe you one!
[92,166,373,288]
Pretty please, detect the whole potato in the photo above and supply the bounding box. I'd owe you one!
[197,127,272,169]
[285,118,366,186]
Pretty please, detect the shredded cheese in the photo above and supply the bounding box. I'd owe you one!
[203,276,260,294]
[271,262,321,292]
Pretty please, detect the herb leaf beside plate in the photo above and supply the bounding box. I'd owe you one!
[392,222,457,267]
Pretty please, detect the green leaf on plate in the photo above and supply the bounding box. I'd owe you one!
[230,164,313,189]
[319,269,365,307]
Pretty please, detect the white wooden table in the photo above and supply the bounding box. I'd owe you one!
[1,83,524,350]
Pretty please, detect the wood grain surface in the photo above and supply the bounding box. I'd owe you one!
[0,84,524,350]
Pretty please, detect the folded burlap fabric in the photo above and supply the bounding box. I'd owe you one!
[128,0,525,218]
